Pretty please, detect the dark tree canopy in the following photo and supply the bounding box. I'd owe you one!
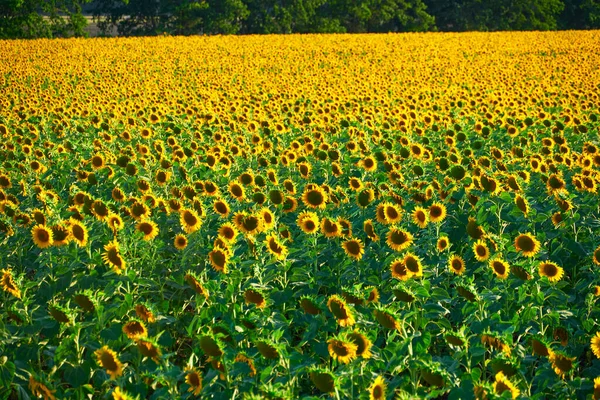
[0,0,597,39]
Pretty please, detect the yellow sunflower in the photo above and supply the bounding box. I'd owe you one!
[95,346,124,379]
[493,371,520,399]
[514,233,541,257]
[448,255,465,275]
[1,268,21,298]
[302,186,328,209]
[136,219,159,241]
[368,376,386,400]
[327,337,358,364]
[69,218,89,247]
[174,234,188,250]
[403,253,423,278]
[102,240,126,274]
[342,238,365,260]
[548,349,575,378]
[31,224,53,249]
[327,295,355,327]
[347,330,372,359]
[122,320,148,340]
[180,208,202,234]
[386,227,413,252]
[185,369,203,396]
[297,211,319,235]
[209,247,229,273]
[363,219,379,241]
[473,239,490,262]
[538,261,564,282]
[412,206,429,228]
[428,202,447,223]
[436,236,450,252]
[489,258,510,279]
[218,223,238,244]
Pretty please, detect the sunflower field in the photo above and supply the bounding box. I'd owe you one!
[1,31,600,399]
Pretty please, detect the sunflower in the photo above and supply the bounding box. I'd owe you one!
[551,212,563,227]
[514,195,530,216]
[1,268,21,299]
[348,177,363,191]
[258,207,275,231]
[135,304,156,323]
[297,162,312,179]
[299,296,321,315]
[73,292,95,312]
[412,206,429,228]
[546,173,567,194]
[213,198,230,217]
[256,341,279,359]
[548,349,575,378]
[327,295,355,327]
[390,258,411,281]
[122,320,148,340]
[209,247,229,273]
[348,330,372,359]
[338,217,353,237]
[319,217,341,238]
[493,371,520,399]
[185,369,203,396]
[228,181,246,201]
[32,224,53,249]
[365,286,379,304]
[69,219,89,247]
[113,387,135,400]
[386,227,413,252]
[130,201,150,220]
[102,240,126,274]
[538,261,564,282]
[174,234,188,250]
[49,224,69,246]
[106,213,124,232]
[136,219,159,241]
[234,353,257,377]
[91,200,110,221]
[367,376,386,400]
[448,254,466,275]
[530,336,550,357]
[265,234,288,260]
[342,238,364,260]
[514,233,541,257]
[363,219,379,241]
[374,308,401,330]
[467,217,485,239]
[297,211,319,235]
[28,375,56,400]
[473,239,490,262]
[594,377,600,400]
[302,186,328,209]
[489,258,510,279]
[136,338,162,361]
[180,208,202,234]
[360,156,378,172]
[436,236,450,252]
[327,336,358,364]
[593,245,600,266]
[403,253,423,278]
[357,188,375,208]
[95,346,124,379]
[244,289,266,308]
[428,202,447,223]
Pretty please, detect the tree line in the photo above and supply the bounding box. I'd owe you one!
[1,0,598,39]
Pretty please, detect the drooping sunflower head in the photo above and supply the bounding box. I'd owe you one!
[185,369,203,396]
[299,296,321,315]
[213,198,230,217]
[514,233,541,257]
[327,295,355,327]
[356,188,375,209]
[199,335,223,358]
[244,289,266,308]
[135,303,156,323]
[256,341,279,360]
[493,371,520,399]
[102,240,126,274]
[95,346,124,379]
[514,194,530,216]
[1,268,21,299]
[136,338,162,362]
[548,349,575,378]
[309,369,335,393]
[348,330,372,359]
[374,308,401,330]
[73,292,95,313]
[320,217,341,238]
[122,320,148,340]
[209,247,229,273]
[363,219,379,241]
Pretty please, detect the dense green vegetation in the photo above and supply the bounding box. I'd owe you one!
[0,0,599,39]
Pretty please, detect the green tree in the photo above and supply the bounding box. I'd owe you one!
[560,0,600,29]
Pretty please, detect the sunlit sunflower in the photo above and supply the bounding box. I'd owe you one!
[593,245,600,266]
[297,211,319,235]
[217,223,238,244]
[244,289,266,308]
[538,261,564,282]
[327,336,358,364]
[174,234,188,250]
[136,338,162,362]
[136,219,159,241]
[228,181,246,201]
[546,173,567,194]
[302,186,328,209]
[489,258,510,279]
[122,320,148,340]
[209,247,229,273]
[428,202,447,223]
[365,286,379,304]
[106,213,124,232]
[403,253,423,278]
[594,377,600,400]
[135,304,156,323]
[180,208,202,234]
[514,233,541,257]
[591,332,600,359]
[514,194,530,216]
[338,217,353,237]
[473,240,490,261]
[69,218,89,247]
[327,295,355,327]
[386,227,413,252]
[319,217,341,238]
[493,371,520,399]
[342,238,365,260]
[348,330,372,359]
[95,346,123,379]
[185,368,203,396]
[360,156,378,172]
[31,224,53,249]
[348,177,363,191]
[374,308,401,330]
[213,198,230,217]
[130,201,150,220]
[548,349,575,378]
[1,268,21,299]
[102,240,126,274]
[363,219,379,241]
[390,257,411,280]
[368,376,386,400]
[412,206,429,228]
[448,254,466,275]
[112,387,135,400]
[265,234,288,260]
[436,236,450,252]
[551,212,563,227]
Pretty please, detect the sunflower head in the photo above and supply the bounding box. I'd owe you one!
[31,224,53,249]
[342,238,364,260]
[538,261,564,283]
[327,334,358,364]
[514,233,541,257]
[299,296,321,315]
[95,346,124,379]
[327,295,355,327]
[309,369,335,393]
[473,239,490,262]
[302,186,328,209]
[122,320,148,340]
